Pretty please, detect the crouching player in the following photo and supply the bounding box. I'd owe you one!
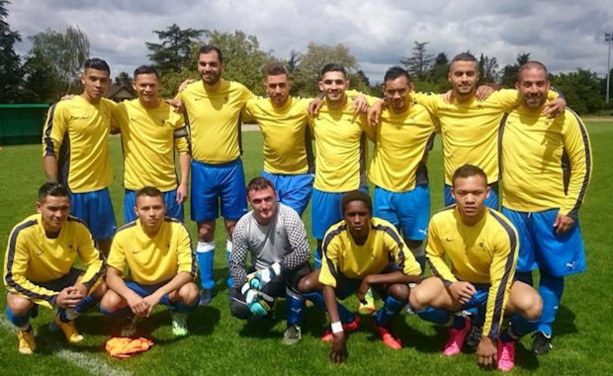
[3,183,106,354]
[100,187,199,337]
[409,165,542,371]
[298,190,422,363]
[229,177,311,345]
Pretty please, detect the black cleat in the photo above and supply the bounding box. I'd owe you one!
[531,332,553,354]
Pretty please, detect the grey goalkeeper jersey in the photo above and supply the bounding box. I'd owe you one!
[230,203,310,287]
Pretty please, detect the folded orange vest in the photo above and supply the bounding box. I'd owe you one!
[105,337,154,358]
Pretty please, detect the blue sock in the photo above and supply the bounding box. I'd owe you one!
[538,273,564,336]
[416,306,452,326]
[510,312,539,338]
[172,301,198,314]
[5,305,32,328]
[301,290,354,323]
[226,241,234,288]
[286,291,304,327]
[314,247,322,270]
[196,246,215,290]
[99,306,131,318]
[375,296,405,327]
[74,295,100,315]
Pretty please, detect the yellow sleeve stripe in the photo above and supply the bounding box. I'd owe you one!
[321,223,346,281]
[4,220,58,305]
[43,104,58,157]
[566,109,593,218]
[487,210,518,338]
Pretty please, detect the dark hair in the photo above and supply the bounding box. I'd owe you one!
[198,45,223,64]
[384,66,411,83]
[246,177,275,193]
[265,62,288,77]
[84,58,110,74]
[517,60,548,82]
[38,182,69,203]
[133,65,159,79]
[450,52,477,66]
[135,186,163,201]
[341,190,372,215]
[321,63,346,78]
[451,164,488,187]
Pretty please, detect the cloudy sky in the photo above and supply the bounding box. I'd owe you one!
[7,0,613,84]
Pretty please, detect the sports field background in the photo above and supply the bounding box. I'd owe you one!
[0,121,611,375]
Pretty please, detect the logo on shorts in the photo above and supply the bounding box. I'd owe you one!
[565,261,576,269]
[418,229,427,236]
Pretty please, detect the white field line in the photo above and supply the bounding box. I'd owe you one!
[0,316,131,376]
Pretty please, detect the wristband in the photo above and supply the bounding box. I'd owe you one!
[331,321,343,334]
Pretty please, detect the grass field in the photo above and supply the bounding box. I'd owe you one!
[0,122,611,375]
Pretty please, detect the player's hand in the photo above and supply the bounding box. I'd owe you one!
[165,99,184,113]
[60,94,75,101]
[72,282,88,298]
[367,99,385,127]
[176,183,188,204]
[448,281,476,304]
[542,97,566,118]
[476,336,497,369]
[349,95,370,114]
[249,263,281,291]
[307,97,323,117]
[56,287,85,308]
[178,79,195,92]
[245,289,268,316]
[142,294,162,317]
[554,212,575,235]
[356,276,371,304]
[475,85,495,101]
[126,293,150,318]
[329,332,347,363]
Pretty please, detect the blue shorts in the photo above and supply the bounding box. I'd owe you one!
[444,183,499,209]
[125,280,173,307]
[260,171,313,216]
[36,268,82,292]
[459,284,490,310]
[190,159,247,223]
[374,185,430,241]
[124,189,185,223]
[70,188,116,242]
[502,208,586,277]
[311,186,368,240]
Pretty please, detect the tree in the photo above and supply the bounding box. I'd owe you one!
[478,53,500,84]
[400,41,434,81]
[146,24,204,74]
[0,0,24,103]
[28,26,90,94]
[114,71,132,87]
[21,49,60,103]
[550,68,605,114]
[287,50,301,74]
[292,42,358,97]
[500,53,531,88]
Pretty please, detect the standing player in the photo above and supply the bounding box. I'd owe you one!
[100,187,199,337]
[112,65,190,223]
[241,63,314,216]
[4,183,106,354]
[42,58,116,255]
[229,177,311,345]
[298,190,422,362]
[367,66,436,271]
[500,61,592,354]
[175,45,254,304]
[409,165,543,371]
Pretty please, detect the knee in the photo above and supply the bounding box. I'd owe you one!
[99,290,124,312]
[198,222,215,242]
[408,286,430,311]
[7,295,34,316]
[92,281,108,298]
[388,284,409,301]
[523,294,543,320]
[179,283,199,306]
[297,272,320,293]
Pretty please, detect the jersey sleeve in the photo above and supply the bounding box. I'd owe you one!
[318,234,341,288]
[110,102,125,133]
[230,216,250,287]
[42,103,68,158]
[107,235,127,276]
[425,219,458,285]
[383,226,422,275]
[483,215,518,339]
[171,112,190,155]
[412,92,441,118]
[560,112,593,218]
[279,207,310,272]
[241,99,256,123]
[175,223,196,277]
[489,89,560,111]
[75,223,106,291]
[3,229,58,310]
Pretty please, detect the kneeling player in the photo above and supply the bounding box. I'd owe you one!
[100,187,199,337]
[298,190,422,363]
[229,177,311,345]
[3,183,106,354]
[409,165,542,371]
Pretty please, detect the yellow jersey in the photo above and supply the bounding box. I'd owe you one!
[42,96,115,193]
[4,214,105,309]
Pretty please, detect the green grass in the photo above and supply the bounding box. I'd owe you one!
[0,123,611,375]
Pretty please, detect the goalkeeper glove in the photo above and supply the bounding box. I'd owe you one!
[249,262,281,290]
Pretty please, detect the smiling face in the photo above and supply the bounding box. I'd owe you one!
[517,66,550,110]
[448,60,479,99]
[132,72,161,107]
[198,50,224,86]
[319,71,349,105]
[248,186,278,225]
[36,195,71,234]
[81,68,111,102]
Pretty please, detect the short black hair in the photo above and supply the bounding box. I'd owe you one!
[264,62,288,77]
[38,182,69,203]
[384,66,411,83]
[451,164,488,187]
[450,52,477,66]
[321,63,346,78]
[517,60,548,82]
[133,65,159,79]
[84,58,110,74]
[341,190,372,215]
[246,177,275,193]
[135,186,163,201]
[198,45,223,64]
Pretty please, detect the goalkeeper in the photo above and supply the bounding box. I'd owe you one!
[229,177,311,345]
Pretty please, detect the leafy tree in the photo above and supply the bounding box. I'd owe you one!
[550,68,605,114]
[287,50,301,74]
[400,41,434,81]
[28,26,90,94]
[0,0,24,102]
[500,53,531,88]
[114,71,133,87]
[146,24,204,74]
[478,53,500,84]
[21,49,60,103]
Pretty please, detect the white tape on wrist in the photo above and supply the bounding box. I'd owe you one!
[331,321,343,334]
